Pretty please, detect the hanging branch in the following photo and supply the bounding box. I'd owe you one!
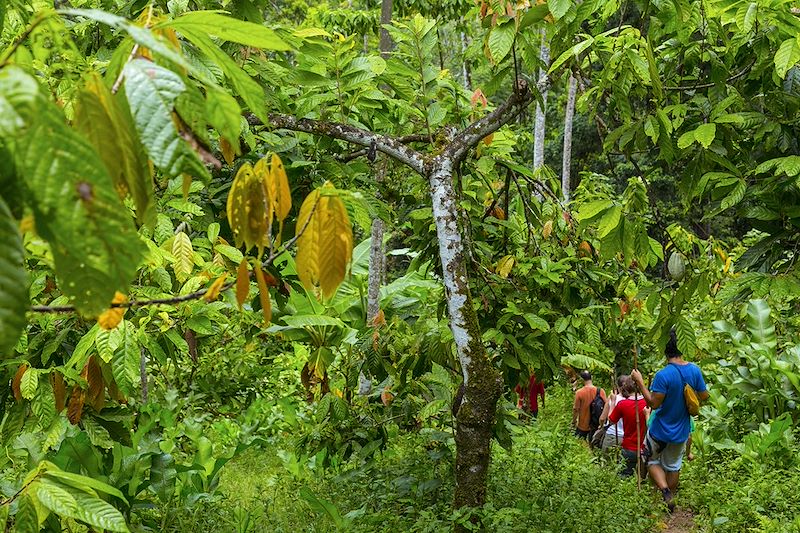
[337,133,432,163]
[29,199,320,314]
[248,113,427,174]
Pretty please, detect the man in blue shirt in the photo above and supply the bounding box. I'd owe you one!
[631,330,708,511]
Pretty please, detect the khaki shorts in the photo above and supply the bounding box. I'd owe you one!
[644,431,686,472]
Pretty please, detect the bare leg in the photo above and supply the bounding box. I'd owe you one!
[648,464,668,490]
[666,471,681,492]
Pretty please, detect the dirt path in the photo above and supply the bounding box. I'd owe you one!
[660,507,696,533]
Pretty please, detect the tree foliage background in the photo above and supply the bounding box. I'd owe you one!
[1,0,800,531]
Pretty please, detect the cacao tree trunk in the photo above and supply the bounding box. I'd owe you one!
[533,29,549,171]
[460,32,472,89]
[427,157,504,511]
[561,74,577,202]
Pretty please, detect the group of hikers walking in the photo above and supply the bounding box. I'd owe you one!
[517,330,708,511]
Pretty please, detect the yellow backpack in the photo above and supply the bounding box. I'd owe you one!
[671,363,700,416]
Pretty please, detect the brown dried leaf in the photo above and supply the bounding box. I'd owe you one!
[86,356,105,412]
[67,387,86,425]
[52,372,66,413]
[185,329,198,363]
[542,220,553,239]
[12,364,27,403]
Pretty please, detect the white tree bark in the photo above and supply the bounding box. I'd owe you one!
[561,74,578,203]
[460,32,471,89]
[533,29,549,170]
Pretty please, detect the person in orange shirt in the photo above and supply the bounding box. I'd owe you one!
[572,370,607,440]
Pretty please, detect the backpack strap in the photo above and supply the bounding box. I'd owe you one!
[669,362,688,388]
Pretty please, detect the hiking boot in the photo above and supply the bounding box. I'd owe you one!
[661,488,675,513]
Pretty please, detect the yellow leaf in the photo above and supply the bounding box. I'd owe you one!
[221,137,235,165]
[542,220,553,239]
[97,292,128,330]
[295,183,354,298]
[204,273,228,301]
[723,256,732,274]
[19,215,36,235]
[496,255,515,278]
[268,153,292,223]
[254,262,272,323]
[236,258,250,309]
[172,231,194,281]
[226,163,271,252]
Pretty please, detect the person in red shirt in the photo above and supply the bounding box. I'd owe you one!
[515,373,545,419]
[608,375,649,477]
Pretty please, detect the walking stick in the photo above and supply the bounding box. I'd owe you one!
[633,344,642,490]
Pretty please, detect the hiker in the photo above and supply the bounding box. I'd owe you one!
[572,370,606,440]
[596,375,629,451]
[631,330,709,511]
[648,410,696,460]
[515,372,545,418]
[607,375,648,477]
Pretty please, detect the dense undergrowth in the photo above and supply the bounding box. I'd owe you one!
[150,385,800,533]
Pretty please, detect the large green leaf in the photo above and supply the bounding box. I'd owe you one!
[299,487,347,529]
[74,74,154,226]
[123,59,210,182]
[160,11,290,51]
[774,37,800,79]
[561,353,611,372]
[488,21,515,63]
[205,85,242,149]
[548,0,571,19]
[746,299,776,349]
[71,491,129,532]
[0,67,144,315]
[42,464,127,503]
[693,123,716,149]
[0,196,27,356]
[37,477,129,532]
[13,494,39,533]
[36,478,79,516]
[178,28,268,123]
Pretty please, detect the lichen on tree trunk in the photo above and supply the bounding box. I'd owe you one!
[561,74,578,202]
[533,29,550,172]
[427,157,503,512]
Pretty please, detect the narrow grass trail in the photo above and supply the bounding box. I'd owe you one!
[663,508,696,533]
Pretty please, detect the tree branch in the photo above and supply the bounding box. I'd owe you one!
[337,134,431,163]
[442,78,536,164]
[247,113,426,174]
[664,59,755,91]
[29,199,321,314]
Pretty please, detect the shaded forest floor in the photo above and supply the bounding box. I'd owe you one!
[153,386,800,532]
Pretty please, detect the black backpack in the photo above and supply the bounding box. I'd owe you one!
[589,387,604,430]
